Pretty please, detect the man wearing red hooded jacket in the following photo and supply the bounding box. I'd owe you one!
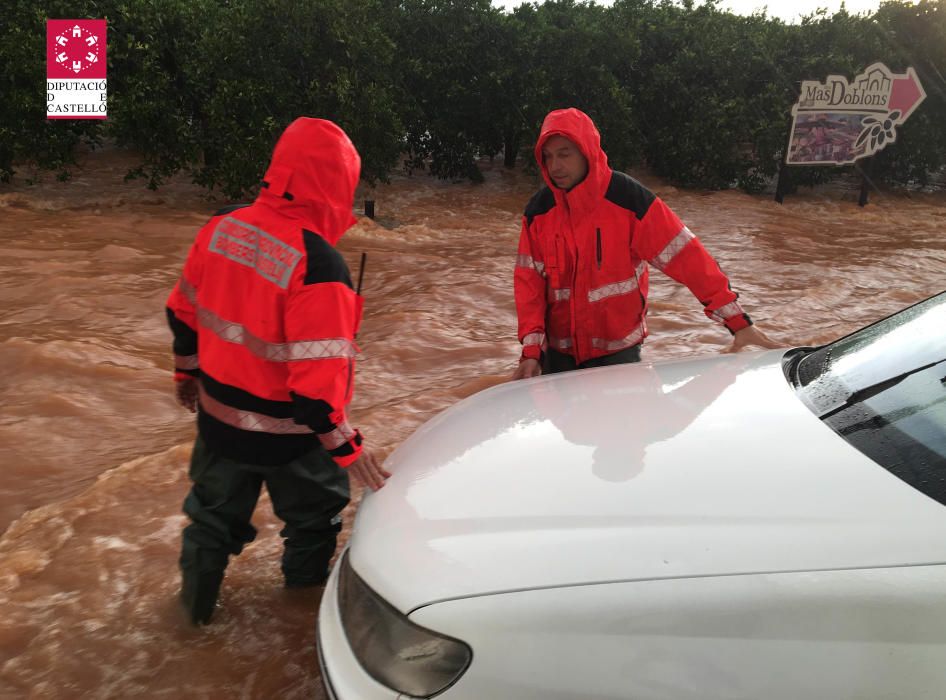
[166,117,389,625]
[513,108,778,379]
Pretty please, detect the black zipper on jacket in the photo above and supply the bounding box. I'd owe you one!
[596,228,602,269]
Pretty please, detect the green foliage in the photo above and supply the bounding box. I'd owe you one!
[393,0,508,181]
[1,0,402,195]
[870,0,946,185]
[2,0,944,193]
[507,0,642,172]
[105,0,403,196]
[106,0,213,190]
[622,0,794,189]
[186,0,402,196]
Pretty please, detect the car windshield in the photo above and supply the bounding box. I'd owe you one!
[787,291,946,507]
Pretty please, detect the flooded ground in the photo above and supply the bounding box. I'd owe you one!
[1,147,944,697]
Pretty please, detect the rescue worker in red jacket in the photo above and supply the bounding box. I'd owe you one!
[166,117,390,625]
[513,108,778,379]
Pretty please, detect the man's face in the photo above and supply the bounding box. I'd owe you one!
[542,135,588,190]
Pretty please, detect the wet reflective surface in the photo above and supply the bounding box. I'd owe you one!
[1,147,945,695]
[352,350,946,613]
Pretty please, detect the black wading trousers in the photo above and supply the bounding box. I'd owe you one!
[543,344,642,374]
[179,436,350,624]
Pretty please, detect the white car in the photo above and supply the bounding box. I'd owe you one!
[318,292,946,700]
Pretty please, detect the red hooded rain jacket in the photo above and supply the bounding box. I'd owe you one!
[166,118,365,467]
[515,109,751,365]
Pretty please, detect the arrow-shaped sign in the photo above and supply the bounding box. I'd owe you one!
[889,67,926,121]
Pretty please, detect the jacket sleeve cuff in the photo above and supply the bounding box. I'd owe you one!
[520,345,542,361]
[320,428,364,467]
[174,351,200,380]
[724,313,753,334]
[520,331,546,361]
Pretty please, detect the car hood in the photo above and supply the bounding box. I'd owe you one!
[351,350,946,613]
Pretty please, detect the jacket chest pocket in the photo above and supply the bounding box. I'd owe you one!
[542,229,571,289]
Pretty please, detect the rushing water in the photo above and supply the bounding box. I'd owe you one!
[1,147,944,697]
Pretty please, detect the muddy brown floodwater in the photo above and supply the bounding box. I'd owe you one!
[1,147,944,697]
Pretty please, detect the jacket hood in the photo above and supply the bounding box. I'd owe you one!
[255,117,361,245]
[535,108,611,214]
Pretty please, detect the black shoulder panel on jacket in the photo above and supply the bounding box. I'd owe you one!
[604,171,656,220]
[213,203,250,217]
[524,186,556,225]
[301,230,353,288]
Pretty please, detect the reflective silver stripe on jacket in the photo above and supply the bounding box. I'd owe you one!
[651,226,695,271]
[591,324,645,353]
[587,262,647,303]
[516,254,546,277]
[319,421,357,450]
[196,306,356,362]
[551,288,571,302]
[549,336,573,350]
[522,332,546,348]
[198,385,313,435]
[175,354,199,370]
[179,277,197,305]
[711,300,745,323]
[176,276,357,363]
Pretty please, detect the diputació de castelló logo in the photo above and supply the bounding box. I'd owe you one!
[46,19,108,120]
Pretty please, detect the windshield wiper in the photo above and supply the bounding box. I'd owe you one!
[818,359,945,420]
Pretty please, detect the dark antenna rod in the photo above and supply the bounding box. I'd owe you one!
[356,252,367,295]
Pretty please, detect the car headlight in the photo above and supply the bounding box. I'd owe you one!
[337,550,472,697]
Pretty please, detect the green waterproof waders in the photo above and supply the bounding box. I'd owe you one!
[179,436,350,625]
